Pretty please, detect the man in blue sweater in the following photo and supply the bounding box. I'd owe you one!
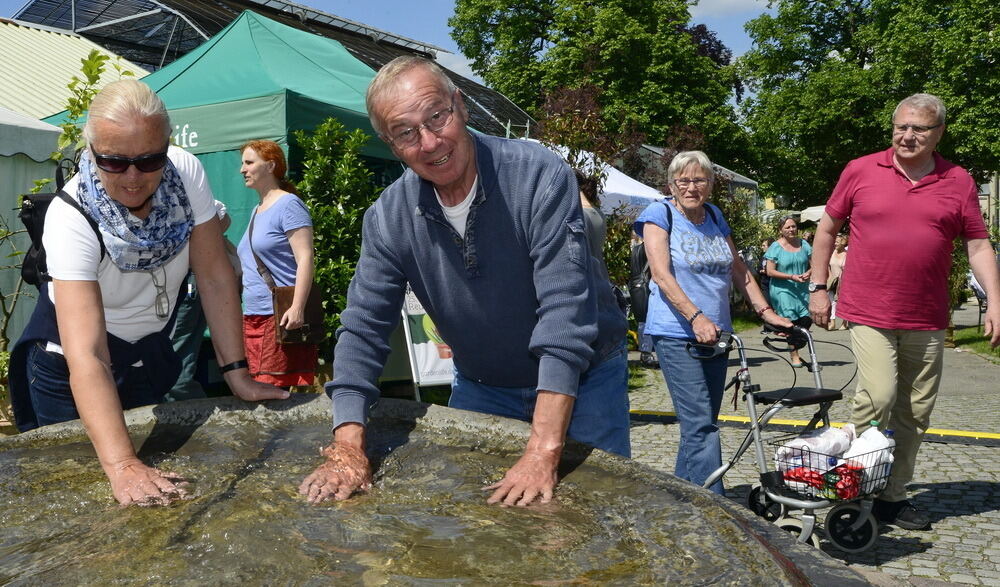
[299,56,629,507]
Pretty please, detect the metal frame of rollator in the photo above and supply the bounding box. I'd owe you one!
[700,327,875,546]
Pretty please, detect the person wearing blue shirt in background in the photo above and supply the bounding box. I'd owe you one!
[636,151,789,495]
[299,56,629,507]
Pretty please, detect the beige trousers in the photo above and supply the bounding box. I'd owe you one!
[848,323,945,502]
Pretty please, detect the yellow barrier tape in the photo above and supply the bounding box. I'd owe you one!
[629,410,1000,440]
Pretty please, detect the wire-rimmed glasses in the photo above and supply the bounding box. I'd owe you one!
[892,123,942,135]
[673,177,710,189]
[383,92,458,148]
[150,267,169,319]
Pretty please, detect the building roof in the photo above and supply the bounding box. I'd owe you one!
[640,144,759,189]
[0,18,148,118]
[12,0,533,138]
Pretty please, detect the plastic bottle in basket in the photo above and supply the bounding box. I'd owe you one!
[844,421,894,494]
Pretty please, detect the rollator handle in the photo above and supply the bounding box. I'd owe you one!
[686,331,735,359]
[761,324,810,352]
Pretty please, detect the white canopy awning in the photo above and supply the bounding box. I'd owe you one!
[523,138,663,216]
[800,205,827,223]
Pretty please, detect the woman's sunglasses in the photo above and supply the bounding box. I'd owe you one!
[93,150,169,174]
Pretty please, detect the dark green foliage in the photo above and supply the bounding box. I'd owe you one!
[603,208,633,287]
[293,119,382,343]
[740,0,1000,206]
[450,0,751,170]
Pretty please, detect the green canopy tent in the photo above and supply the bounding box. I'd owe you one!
[45,9,398,237]
[43,10,421,384]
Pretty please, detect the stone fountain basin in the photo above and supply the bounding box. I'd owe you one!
[0,395,867,585]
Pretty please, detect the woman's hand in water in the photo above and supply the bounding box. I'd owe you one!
[108,457,188,506]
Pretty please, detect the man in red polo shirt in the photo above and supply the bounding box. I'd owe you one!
[809,93,1000,531]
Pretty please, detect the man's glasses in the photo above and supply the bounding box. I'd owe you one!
[150,268,169,319]
[892,123,942,135]
[673,178,710,189]
[384,93,457,149]
[93,150,169,174]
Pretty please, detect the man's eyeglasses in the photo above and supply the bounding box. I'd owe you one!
[93,149,169,174]
[150,268,169,319]
[384,94,457,149]
[673,178,710,189]
[892,123,942,135]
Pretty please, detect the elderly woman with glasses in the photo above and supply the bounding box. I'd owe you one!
[9,79,287,506]
[635,150,789,495]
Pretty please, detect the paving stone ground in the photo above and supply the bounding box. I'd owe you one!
[626,303,1000,585]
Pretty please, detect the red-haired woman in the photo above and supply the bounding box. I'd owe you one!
[237,140,318,387]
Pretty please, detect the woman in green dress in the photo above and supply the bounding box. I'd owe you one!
[764,215,813,366]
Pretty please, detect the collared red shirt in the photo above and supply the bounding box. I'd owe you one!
[825,148,987,330]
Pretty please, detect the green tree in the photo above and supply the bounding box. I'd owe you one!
[449,0,750,168]
[292,119,382,343]
[740,0,1000,206]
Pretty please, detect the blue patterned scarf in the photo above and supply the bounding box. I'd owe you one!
[77,151,194,271]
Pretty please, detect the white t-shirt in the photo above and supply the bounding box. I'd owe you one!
[434,176,478,238]
[44,146,216,343]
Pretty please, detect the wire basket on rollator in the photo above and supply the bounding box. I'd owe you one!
[771,434,893,502]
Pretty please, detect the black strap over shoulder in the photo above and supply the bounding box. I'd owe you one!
[19,190,105,287]
[661,197,719,233]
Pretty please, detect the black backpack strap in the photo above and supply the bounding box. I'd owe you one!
[56,192,106,260]
[662,197,720,232]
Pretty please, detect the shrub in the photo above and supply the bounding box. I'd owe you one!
[292,119,382,349]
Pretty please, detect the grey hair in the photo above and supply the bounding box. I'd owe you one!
[366,56,457,136]
[667,150,715,184]
[82,79,171,145]
[893,93,946,125]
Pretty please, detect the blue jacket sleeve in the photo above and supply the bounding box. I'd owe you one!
[527,161,598,396]
[326,204,407,429]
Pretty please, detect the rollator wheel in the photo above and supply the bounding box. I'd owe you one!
[824,503,878,553]
[774,517,821,549]
[747,483,786,522]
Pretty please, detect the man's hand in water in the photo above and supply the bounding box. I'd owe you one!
[299,440,372,503]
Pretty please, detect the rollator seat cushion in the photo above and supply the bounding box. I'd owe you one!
[753,387,843,406]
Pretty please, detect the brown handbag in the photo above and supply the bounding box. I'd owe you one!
[248,211,325,345]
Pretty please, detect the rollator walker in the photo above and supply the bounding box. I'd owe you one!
[695,326,891,553]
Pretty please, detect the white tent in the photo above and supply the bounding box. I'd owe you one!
[520,138,663,215]
[0,106,61,343]
[599,164,663,216]
[800,205,827,223]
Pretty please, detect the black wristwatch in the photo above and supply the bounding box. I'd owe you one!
[808,282,827,293]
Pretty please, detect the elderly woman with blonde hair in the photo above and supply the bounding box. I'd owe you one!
[9,79,287,506]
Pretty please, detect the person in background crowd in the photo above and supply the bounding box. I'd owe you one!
[629,236,657,367]
[810,93,1000,530]
[8,79,286,506]
[167,200,242,401]
[299,56,629,507]
[758,237,773,306]
[765,216,813,367]
[237,140,318,389]
[575,168,608,280]
[635,150,790,495]
[826,233,849,331]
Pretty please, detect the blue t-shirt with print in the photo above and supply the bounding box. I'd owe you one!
[634,198,733,339]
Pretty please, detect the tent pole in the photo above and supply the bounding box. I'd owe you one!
[159,16,180,68]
